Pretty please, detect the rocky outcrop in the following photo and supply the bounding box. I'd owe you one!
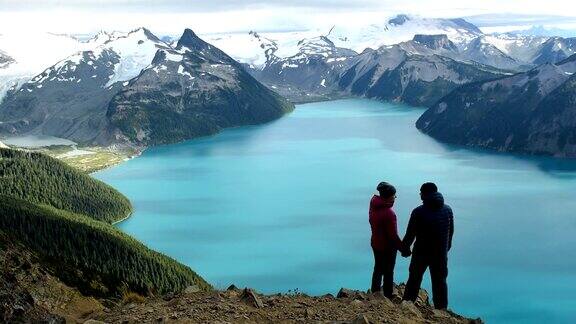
[93,285,481,323]
[0,231,103,323]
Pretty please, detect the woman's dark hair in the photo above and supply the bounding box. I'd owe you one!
[376,182,396,198]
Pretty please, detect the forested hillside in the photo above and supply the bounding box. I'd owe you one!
[0,197,210,296]
[0,148,210,298]
[0,148,131,223]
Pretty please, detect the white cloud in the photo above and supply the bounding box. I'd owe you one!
[0,1,574,35]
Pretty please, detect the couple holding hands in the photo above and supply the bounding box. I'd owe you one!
[369,182,454,309]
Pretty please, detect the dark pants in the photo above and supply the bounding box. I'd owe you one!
[403,253,448,309]
[371,248,397,297]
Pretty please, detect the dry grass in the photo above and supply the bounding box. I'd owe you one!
[122,291,146,304]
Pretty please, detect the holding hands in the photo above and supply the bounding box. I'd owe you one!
[400,244,411,258]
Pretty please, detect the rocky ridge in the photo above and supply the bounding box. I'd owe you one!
[93,286,480,324]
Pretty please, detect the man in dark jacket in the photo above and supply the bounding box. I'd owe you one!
[369,182,404,297]
[402,182,454,309]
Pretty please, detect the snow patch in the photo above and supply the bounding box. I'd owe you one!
[326,57,348,63]
[282,62,299,69]
[164,51,183,62]
[177,64,194,78]
[103,30,165,87]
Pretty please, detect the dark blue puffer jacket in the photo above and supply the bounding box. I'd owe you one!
[402,192,454,257]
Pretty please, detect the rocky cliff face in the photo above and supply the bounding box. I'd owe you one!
[417,54,576,156]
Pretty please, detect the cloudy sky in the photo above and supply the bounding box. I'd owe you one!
[1,0,576,35]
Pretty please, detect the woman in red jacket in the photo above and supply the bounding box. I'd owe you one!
[369,182,404,297]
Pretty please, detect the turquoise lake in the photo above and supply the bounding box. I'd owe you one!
[95,99,576,323]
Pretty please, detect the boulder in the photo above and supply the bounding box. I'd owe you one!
[240,288,264,308]
[352,314,371,324]
[416,289,430,307]
[183,285,200,294]
[350,299,364,307]
[400,301,422,318]
[337,288,368,300]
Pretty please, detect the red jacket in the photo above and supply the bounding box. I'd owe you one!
[369,195,402,251]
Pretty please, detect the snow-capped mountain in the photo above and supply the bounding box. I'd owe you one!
[479,34,576,66]
[0,28,293,147]
[106,29,293,146]
[336,41,507,106]
[532,37,576,65]
[250,33,510,104]
[203,14,484,70]
[328,15,482,52]
[203,30,322,68]
[0,31,100,102]
[480,34,548,63]
[0,28,169,144]
[0,50,14,69]
[461,36,522,70]
[249,35,357,100]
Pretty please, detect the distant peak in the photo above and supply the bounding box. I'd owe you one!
[412,34,456,50]
[91,30,111,40]
[448,18,483,34]
[176,28,206,51]
[129,27,161,42]
[388,14,411,26]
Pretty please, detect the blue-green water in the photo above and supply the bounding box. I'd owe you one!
[96,99,576,323]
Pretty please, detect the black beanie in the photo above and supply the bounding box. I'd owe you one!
[420,182,438,195]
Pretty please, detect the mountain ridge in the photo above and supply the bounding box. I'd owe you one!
[416,53,576,156]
